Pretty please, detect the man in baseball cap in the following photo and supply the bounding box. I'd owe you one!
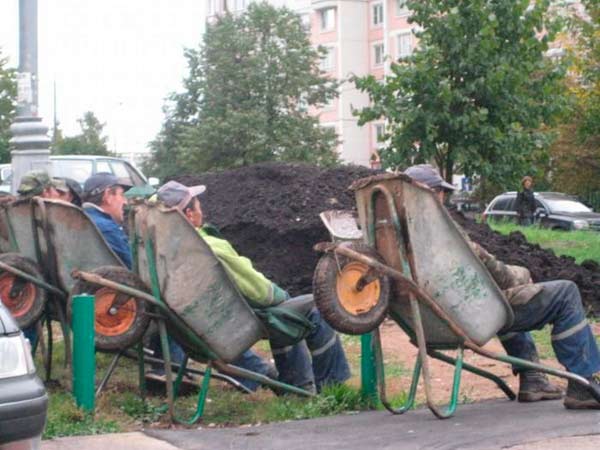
[156,180,206,210]
[17,170,61,199]
[404,164,456,192]
[82,173,133,268]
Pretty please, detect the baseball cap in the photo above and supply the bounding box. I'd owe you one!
[83,172,133,198]
[157,180,206,211]
[404,164,456,191]
[52,177,69,193]
[17,170,53,196]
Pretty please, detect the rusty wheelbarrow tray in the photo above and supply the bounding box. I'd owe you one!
[72,201,314,424]
[314,173,600,419]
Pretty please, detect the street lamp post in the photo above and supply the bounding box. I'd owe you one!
[9,0,50,193]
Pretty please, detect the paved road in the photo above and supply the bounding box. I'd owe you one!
[44,399,600,450]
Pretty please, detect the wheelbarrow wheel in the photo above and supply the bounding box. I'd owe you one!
[69,266,151,352]
[313,242,390,335]
[0,253,47,329]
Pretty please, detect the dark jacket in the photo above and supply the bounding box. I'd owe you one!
[515,188,536,219]
[84,204,132,269]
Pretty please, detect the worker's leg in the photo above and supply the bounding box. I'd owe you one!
[230,349,277,391]
[501,280,600,377]
[270,340,315,391]
[303,307,351,392]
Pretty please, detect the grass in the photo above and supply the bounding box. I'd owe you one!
[489,221,600,264]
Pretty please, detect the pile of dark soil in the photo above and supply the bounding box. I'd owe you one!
[451,211,600,316]
[171,162,599,316]
[170,162,379,295]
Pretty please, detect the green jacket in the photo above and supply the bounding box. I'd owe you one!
[197,227,288,307]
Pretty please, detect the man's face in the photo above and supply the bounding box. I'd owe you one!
[185,198,204,228]
[57,190,74,203]
[41,186,61,200]
[523,179,532,190]
[102,186,127,223]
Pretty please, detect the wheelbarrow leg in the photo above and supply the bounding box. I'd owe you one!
[174,361,212,425]
[96,351,122,398]
[428,349,516,401]
[45,315,53,382]
[137,343,146,400]
[158,318,175,422]
[53,297,72,368]
[374,327,420,414]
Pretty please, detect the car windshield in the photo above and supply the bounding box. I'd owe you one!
[50,160,93,184]
[544,199,591,213]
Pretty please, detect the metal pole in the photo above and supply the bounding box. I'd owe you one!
[360,332,378,406]
[10,0,51,193]
[71,294,95,412]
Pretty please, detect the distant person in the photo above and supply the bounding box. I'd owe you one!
[515,176,536,226]
[405,164,600,409]
[156,181,351,393]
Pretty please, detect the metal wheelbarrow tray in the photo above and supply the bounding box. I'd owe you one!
[314,173,600,418]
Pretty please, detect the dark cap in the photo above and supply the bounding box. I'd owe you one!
[157,180,206,211]
[83,172,133,198]
[404,164,456,191]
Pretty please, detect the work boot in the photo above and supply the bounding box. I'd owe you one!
[564,372,600,410]
[518,371,563,402]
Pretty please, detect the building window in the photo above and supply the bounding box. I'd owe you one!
[300,13,311,32]
[374,123,385,147]
[208,0,219,15]
[320,46,335,72]
[320,8,336,31]
[233,0,247,12]
[397,32,413,58]
[373,43,384,66]
[372,3,384,27]
[396,0,409,16]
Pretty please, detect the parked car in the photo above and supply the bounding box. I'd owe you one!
[482,192,600,231]
[0,301,48,449]
[0,155,158,193]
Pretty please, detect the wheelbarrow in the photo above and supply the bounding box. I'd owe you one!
[0,198,73,379]
[69,200,316,423]
[313,173,600,419]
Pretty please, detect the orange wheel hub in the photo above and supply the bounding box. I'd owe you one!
[94,288,137,336]
[0,273,36,319]
[336,262,380,316]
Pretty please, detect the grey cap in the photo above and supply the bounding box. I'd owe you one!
[83,172,133,197]
[404,164,456,191]
[157,180,206,211]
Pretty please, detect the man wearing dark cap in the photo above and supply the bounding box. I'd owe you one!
[82,172,132,269]
[17,170,62,199]
[405,164,600,409]
[156,181,351,393]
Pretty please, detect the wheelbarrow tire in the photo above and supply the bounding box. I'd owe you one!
[0,253,47,329]
[69,266,151,352]
[313,242,390,335]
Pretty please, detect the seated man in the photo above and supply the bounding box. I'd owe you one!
[17,170,62,200]
[156,181,351,393]
[405,164,600,409]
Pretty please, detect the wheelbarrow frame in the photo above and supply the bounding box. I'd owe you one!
[316,175,600,419]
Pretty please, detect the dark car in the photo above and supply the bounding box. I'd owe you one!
[482,192,600,231]
[0,302,47,449]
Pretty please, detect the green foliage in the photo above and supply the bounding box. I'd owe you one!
[489,221,600,263]
[43,392,120,439]
[0,49,16,163]
[52,111,113,156]
[355,0,567,189]
[145,2,339,179]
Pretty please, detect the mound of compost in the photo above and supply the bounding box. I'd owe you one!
[451,211,600,316]
[170,162,599,316]
[170,162,379,295]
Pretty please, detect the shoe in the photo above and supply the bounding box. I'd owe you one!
[564,372,600,410]
[144,370,198,396]
[518,371,563,402]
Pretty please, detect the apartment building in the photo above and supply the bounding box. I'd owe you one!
[206,0,414,167]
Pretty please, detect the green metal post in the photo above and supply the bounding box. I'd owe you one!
[71,294,95,412]
[360,332,378,405]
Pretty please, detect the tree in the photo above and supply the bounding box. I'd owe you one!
[0,49,16,164]
[52,111,112,156]
[145,2,339,177]
[355,0,567,191]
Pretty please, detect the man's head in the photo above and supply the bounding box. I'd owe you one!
[404,164,456,202]
[83,172,132,223]
[17,170,60,199]
[53,177,83,206]
[156,180,206,228]
[521,176,533,190]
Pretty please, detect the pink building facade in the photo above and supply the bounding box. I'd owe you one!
[206,0,417,166]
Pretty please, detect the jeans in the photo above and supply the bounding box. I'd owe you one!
[148,333,186,373]
[499,280,600,378]
[270,303,351,392]
[230,349,276,391]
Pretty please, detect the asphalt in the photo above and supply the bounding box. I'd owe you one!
[42,399,600,450]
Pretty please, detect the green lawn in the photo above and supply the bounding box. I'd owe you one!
[489,221,600,264]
